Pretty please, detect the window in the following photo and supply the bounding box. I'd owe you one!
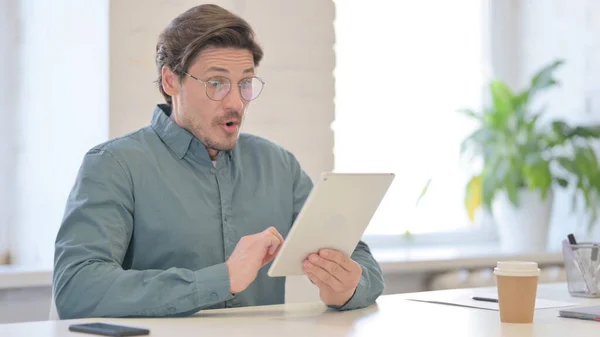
[0,0,19,264]
[333,1,490,237]
[0,0,109,266]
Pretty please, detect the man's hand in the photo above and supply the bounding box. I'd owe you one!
[226,227,284,294]
[303,249,362,307]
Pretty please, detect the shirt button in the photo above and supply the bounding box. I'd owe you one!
[168,307,176,314]
[210,292,219,301]
[210,168,216,174]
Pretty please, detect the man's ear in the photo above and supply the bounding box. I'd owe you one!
[161,66,180,97]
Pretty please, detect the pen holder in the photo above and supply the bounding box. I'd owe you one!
[562,241,600,298]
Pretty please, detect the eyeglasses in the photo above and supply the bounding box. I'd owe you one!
[184,72,265,101]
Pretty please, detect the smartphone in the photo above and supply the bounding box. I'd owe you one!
[68,322,150,336]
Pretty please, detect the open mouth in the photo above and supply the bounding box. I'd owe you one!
[221,121,239,134]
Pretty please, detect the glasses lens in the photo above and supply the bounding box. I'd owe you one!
[205,77,231,100]
[240,77,264,101]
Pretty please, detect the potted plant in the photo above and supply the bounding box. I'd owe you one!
[460,59,600,252]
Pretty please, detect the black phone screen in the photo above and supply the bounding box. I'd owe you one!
[68,322,150,336]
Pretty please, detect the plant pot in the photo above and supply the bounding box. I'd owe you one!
[492,189,554,252]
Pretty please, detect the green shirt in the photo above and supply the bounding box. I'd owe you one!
[53,104,384,319]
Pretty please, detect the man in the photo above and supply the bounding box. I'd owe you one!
[53,4,384,319]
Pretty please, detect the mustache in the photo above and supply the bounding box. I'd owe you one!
[214,110,242,125]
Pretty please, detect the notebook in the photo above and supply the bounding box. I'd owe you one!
[559,306,600,321]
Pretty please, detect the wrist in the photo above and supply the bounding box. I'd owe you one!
[225,261,242,294]
[331,288,356,307]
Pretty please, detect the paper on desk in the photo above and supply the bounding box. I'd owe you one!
[405,291,577,311]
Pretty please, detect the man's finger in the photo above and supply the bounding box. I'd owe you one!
[263,229,282,246]
[259,230,280,255]
[303,260,344,292]
[271,228,285,247]
[305,271,332,290]
[319,249,355,272]
[264,227,284,246]
[308,254,348,281]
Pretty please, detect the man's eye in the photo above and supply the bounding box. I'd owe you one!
[208,81,222,87]
[240,79,252,88]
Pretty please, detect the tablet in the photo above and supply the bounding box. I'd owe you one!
[267,172,394,277]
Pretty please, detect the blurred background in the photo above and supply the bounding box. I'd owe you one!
[1,0,599,323]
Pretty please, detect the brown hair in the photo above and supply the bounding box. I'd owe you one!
[155,4,263,105]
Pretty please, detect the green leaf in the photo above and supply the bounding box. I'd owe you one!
[523,156,552,199]
[490,80,515,117]
[572,178,580,213]
[415,178,432,207]
[582,146,599,171]
[552,120,572,137]
[591,166,600,196]
[495,159,510,182]
[482,173,496,209]
[527,112,542,132]
[513,90,529,109]
[457,108,483,121]
[505,175,520,207]
[572,125,600,138]
[582,187,597,227]
[557,156,577,174]
[460,127,493,156]
[529,59,563,96]
[574,148,593,177]
[481,158,502,209]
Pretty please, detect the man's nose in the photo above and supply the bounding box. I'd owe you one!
[222,85,244,112]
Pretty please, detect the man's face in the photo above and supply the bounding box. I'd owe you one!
[166,47,256,155]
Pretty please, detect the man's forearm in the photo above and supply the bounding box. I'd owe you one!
[54,261,233,319]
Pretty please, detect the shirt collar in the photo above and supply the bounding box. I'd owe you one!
[150,104,235,164]
[150,104,195,160]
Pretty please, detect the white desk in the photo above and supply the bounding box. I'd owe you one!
[1,283,599,336]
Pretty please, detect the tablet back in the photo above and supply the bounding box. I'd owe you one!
[268,172,394,277]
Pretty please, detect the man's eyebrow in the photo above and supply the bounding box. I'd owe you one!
[203,67,255,74]
[204,66,229,73]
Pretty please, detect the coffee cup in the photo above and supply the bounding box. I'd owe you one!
[494,261,540,323]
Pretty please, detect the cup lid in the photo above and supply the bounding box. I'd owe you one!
[494,261,540,277]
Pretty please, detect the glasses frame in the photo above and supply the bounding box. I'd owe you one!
[183,72,265,101]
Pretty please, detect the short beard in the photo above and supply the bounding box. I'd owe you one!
[192,109,243,152]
